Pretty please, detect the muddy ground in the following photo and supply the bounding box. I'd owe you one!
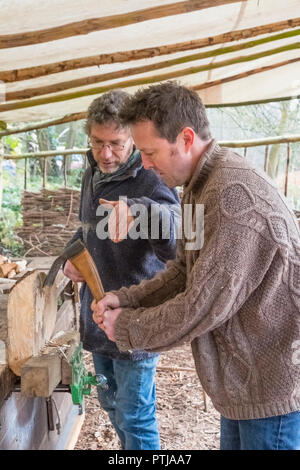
[75,343,220,450]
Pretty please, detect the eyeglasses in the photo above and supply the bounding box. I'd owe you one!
[88,138,128,152]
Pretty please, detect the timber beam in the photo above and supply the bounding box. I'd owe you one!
[20,330,80,398]
[1,18,299,83]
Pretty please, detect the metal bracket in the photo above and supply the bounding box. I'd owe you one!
[13,342,108,416]
[70,342,108,414]
[46,396,61,435]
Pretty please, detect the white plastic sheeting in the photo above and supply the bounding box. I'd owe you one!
[0,0,299,123]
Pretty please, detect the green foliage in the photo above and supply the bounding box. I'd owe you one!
[0,121,87,254]
[0,207,24,256]
[4,135,20,151]
[0,170,24,256]
[207,100,300,209]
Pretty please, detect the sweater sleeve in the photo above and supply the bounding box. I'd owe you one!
[113,236,186,309]
[126,183,181,263]
[114,212,278,353]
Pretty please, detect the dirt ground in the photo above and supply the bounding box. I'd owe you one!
[74,344,220,450]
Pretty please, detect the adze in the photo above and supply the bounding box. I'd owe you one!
[43,239,105,302]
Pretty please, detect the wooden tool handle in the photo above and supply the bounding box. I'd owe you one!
[69,249,105,302]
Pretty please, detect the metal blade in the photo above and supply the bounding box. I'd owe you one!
[43,254,67,287]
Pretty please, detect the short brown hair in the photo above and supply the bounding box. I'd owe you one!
[119,81,211,142]
[85,89,130,135]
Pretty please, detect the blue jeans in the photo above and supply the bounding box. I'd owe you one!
[92,353,160,450]
[220,411,300,450]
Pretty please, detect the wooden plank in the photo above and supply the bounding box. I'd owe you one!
[0,113,86,138]
[21,354,61,398]
[26,256,56,270]
[0,390,78,449]
[7,270,58,375]
[0,280,16,293]
[0,364,16,408]
[1,41,299,113]
[219,134,300,147]
[7,29,300,102]
[21,330,80,397]
[61,341,78,385]
[0,0,242,49]
[65,411,85,450]
[53,299,76,337]
[1,18,299,83]
[192,57,300,92]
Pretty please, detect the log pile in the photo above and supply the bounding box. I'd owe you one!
[18,188,81,256]
[0,255,27,279]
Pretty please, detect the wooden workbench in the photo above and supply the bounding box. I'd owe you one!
[0,257,84,450]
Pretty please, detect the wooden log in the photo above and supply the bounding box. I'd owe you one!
[0,0,242,49]
[219,134,300,147]
[0,262,18,278]
[7,29,300,102]
[0,113,86,138]
[1,41,299,112]
[3,149,87,160]
[0,364,16,408]
[284,143,290,196]
[53,299,76,337]
[5,29,300,101]
[207,94,300,108]
[21,330,79,397]
[21,330,80,397]
[7,269,16,279]
[61,341,78,385]
[7,270,58,375]
[0,255,8,264]
[21,354,61,398]
[1,18,299,83]
[192,57,300,92]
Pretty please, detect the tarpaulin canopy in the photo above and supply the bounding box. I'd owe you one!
[0,0,299,124]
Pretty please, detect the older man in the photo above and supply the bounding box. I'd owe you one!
[64,90,180,450]
[92,82,300,451]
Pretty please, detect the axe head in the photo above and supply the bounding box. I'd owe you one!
[43,239,86,287]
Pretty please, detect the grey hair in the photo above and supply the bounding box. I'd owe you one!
[85,89,131,135]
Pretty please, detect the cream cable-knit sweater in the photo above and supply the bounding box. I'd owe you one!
[113,139,300,420]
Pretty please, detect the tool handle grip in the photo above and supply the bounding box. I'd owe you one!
[69,249,105,302]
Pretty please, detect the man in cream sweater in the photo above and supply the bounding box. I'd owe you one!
[91,82,300,450]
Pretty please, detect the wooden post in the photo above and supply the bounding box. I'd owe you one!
[1,18,299,83]
[24,157,27,190]
[264,145,269,173]
[284,143,290,197]
[244,147,247,158]
[63,155,67,187]
[21,354,62,397]
[43,157,47,189]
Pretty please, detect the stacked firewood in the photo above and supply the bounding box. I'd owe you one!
[18,188,81,256]
[0,255,27,279]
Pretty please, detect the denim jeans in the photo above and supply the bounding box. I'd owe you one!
[220,411,300,450]
[92,353,160,450]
